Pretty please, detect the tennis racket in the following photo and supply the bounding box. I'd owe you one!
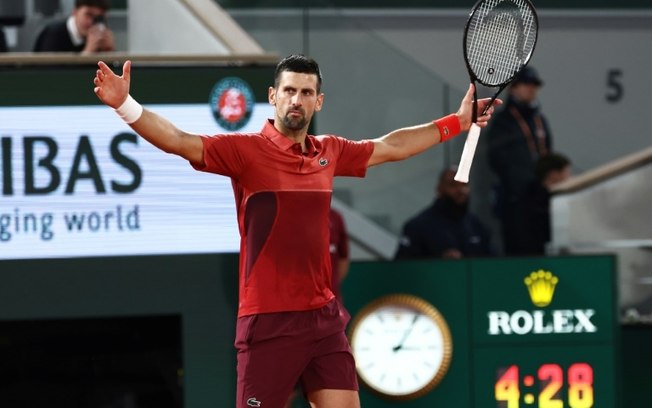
[454,0,538,183]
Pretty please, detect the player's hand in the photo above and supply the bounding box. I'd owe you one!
[93,60,131,109]
[456,83,502,131]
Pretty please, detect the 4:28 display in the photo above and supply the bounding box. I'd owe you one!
[495,363,594,408]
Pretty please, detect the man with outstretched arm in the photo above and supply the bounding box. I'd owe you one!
[93,55,499,408]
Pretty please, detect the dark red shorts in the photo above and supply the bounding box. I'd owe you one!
[234,299,358,408]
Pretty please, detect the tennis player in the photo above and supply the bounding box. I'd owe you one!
[93,54,499,408]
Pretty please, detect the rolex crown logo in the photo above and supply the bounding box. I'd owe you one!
[524,270,559,307]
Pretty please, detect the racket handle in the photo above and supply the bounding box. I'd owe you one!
[454,123,481,183]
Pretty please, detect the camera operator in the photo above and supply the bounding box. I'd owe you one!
[33,0,115,54]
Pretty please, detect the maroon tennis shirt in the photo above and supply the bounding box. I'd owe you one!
[193,120,373,317]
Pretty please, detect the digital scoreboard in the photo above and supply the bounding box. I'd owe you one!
[477,347,609,408]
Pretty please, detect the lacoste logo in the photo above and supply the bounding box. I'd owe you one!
[247,397,262,407]
[319,158,329,166]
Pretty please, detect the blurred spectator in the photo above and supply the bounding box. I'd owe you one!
[518,152,572,255]
[394,166,494,259]
[33,0,114,53]
[328,208,350,303]
[486,66,553,255]
[0,27,7,52]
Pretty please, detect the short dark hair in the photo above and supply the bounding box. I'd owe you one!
[75,0,111,10]
[437,165,458,185]
[535,152,571,181]
[274,54,322,92]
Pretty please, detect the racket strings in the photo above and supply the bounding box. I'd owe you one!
[468,27,517,83]
[480,14,519,80]
[470,11,523,81]
[466,0,537,86]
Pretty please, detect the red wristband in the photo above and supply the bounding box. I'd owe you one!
[434,114,461,143]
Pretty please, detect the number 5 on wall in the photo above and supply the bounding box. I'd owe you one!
[606,69,623,103]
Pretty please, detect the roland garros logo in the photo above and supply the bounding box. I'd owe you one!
[209,77,255,131]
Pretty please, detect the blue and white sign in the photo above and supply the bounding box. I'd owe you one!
[0,102,274,260]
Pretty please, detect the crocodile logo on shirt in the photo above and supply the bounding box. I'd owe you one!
[319,158,329,166]
[246,397,262,407]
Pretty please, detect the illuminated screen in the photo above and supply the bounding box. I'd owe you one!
[0,63,276,259]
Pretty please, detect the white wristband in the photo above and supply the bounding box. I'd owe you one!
[114,94,143,124]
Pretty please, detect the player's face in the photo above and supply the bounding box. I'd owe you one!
[73,6,107,36]
[269,71,323,132]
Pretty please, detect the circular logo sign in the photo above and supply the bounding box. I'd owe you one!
[209,77,255,131]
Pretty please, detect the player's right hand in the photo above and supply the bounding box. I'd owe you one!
[456,84,501,131]
[93,60,131,109]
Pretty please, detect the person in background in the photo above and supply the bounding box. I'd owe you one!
[486,66,553,255]
[394,165,494,260]
[0,27,7,52]
[518,152,572,255]
[328,208,350,303]
[33,0,114,53]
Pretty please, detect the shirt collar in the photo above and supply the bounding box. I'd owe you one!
[67,15,84,46]
[261,119,321,156]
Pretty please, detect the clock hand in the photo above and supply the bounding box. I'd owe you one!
[393,313,420,352]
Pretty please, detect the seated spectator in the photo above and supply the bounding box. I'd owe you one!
[33,0,114,53]
[394,166,494,259]
[518,152,572,255]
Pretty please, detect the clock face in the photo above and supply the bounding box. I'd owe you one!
[349,294,452,400]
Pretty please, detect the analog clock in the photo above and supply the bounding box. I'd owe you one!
[348,294,453,401]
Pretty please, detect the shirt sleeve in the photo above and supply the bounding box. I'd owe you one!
[190,134,247,178]
[330,136,374,177]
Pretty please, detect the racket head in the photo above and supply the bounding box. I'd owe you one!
[463,0,539,88]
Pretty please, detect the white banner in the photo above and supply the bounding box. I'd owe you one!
[0,103,274,260]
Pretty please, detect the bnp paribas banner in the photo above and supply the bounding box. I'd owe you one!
[0,85,274,260]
